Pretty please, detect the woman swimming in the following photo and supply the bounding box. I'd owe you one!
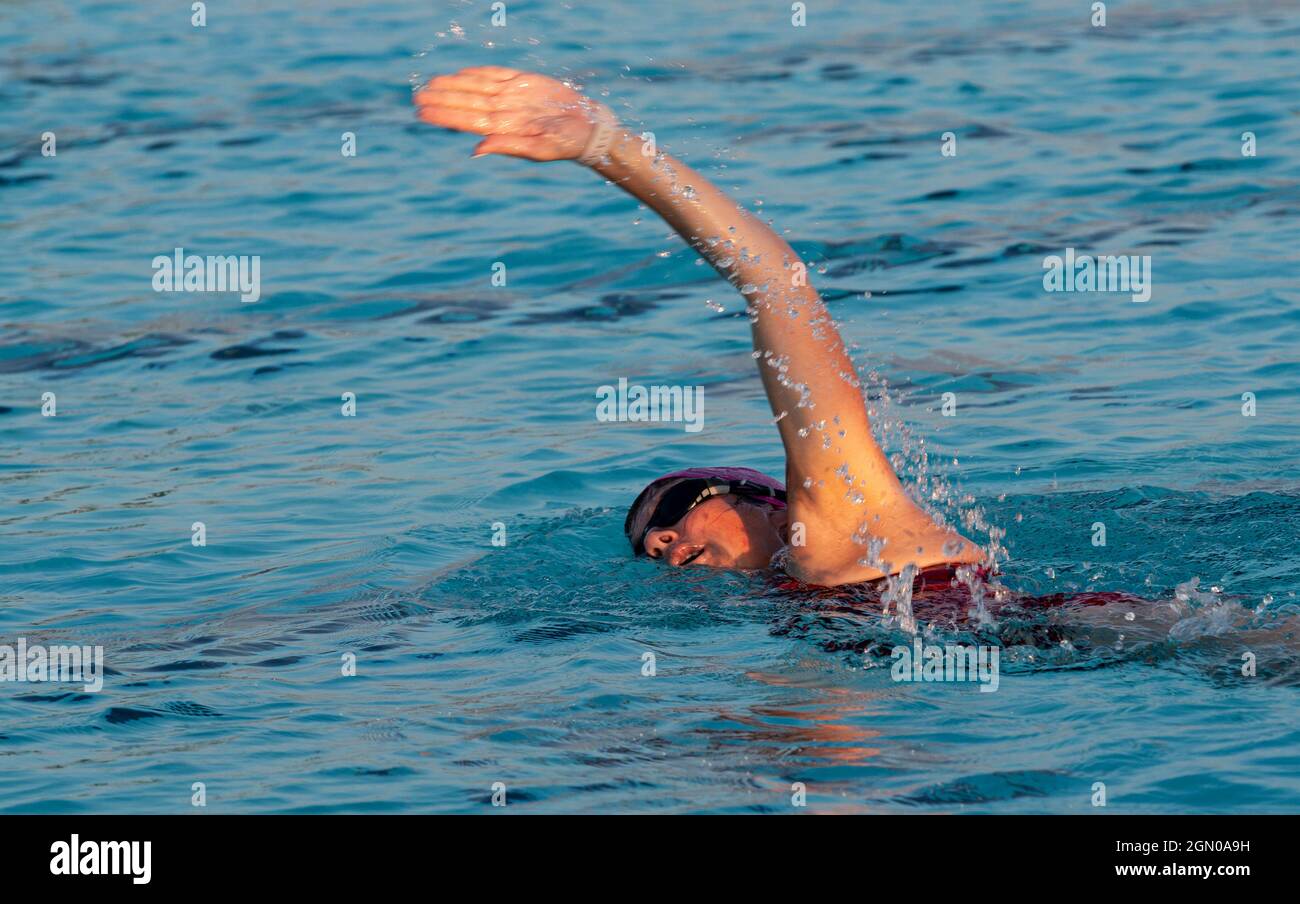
[415,66,984,588]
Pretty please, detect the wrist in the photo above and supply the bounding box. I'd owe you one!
[588,126,649,179]
[574,100,617,167]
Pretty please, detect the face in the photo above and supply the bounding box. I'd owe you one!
[641,495,786,570]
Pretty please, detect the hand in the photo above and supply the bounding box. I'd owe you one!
[413,66,610,162]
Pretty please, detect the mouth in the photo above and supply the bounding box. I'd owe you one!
[677,546,705,567]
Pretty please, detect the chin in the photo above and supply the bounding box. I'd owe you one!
[732,551,773,570]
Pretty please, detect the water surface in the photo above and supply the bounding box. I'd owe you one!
[2,0,1299,813]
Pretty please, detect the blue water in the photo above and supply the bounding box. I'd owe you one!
[3,0,1299,813]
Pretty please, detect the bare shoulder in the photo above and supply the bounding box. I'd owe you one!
[782,508,982,588]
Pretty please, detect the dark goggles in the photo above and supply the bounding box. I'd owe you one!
[627,477,787,555]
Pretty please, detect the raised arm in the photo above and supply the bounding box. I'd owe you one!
[415,67,981,583]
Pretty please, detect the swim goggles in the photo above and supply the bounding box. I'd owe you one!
[628,477,788,555]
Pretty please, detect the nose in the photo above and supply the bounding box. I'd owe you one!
[644,528,677,559]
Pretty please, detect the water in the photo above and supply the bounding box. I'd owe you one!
[2,0,1299,813]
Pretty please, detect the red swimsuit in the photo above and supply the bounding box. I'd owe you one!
[772,562,1145,621]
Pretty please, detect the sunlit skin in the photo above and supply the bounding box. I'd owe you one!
[416,66,985,585]
[642,496,789,570]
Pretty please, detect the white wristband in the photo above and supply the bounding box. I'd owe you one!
[578,102,619,166]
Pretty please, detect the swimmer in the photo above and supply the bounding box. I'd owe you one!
[415,66,985,587]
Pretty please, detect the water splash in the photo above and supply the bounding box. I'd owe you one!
[881,563,919,635]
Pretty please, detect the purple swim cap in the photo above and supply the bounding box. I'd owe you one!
[623,466,787,554]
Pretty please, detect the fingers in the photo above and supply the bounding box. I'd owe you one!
[416,104,501,135]
[412,66,572,157]
[412,68,525,131]
[416,88,496,114]
[414,68,546,135]
[416,103,545,138]
[415,66,522,101]
[460,65,523,81]
[418,73,500,97]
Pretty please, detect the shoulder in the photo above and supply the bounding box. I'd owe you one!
[778,526,983,588]
[777,545,886,588]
